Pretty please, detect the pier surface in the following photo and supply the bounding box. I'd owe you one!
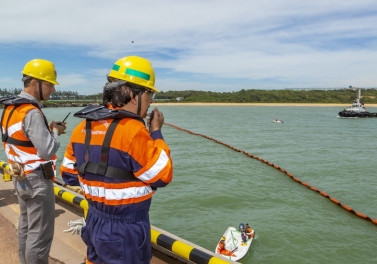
[0,180,180,264]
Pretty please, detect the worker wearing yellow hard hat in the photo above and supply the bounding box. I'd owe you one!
[60,55,173,264]
[0,58,66,264]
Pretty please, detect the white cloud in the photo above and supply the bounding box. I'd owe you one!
[1,0,377,93]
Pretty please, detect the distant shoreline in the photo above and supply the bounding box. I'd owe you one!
[152,102,377,107]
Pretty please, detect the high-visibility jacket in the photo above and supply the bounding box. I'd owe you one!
[217,241,235,257]
[1,98,57,174]
[60,106,173,216]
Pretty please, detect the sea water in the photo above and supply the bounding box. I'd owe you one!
[3,105,377,264]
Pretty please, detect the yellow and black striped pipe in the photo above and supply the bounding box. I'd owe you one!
[53,183,235,264]
[151,227,234,264]
[1,161,234,262]
[0,161,12,181]
[53,185,88,218]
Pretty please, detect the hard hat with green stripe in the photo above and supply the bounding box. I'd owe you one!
[107,56,157,92]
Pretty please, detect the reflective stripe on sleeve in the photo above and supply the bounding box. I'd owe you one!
[61,156,76,170]
[138,149,169,182]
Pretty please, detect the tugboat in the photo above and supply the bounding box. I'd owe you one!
[338,89,377,118]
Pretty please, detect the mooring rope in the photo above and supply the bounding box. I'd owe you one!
[165,123,377,226]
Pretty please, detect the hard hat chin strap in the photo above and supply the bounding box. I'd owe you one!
[137,92,142,116]
[38,80,44,101]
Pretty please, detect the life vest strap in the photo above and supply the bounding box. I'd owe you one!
[2,136,34,147]
[1,103,35,147]
[0,96,49,147]
[78,162,137,181]
[78,118,138,181]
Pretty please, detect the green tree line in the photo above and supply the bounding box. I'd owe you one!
[156,88,377,104]
[1,87,376,104]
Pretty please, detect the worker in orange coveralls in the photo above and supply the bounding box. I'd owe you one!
[61,56,173,264]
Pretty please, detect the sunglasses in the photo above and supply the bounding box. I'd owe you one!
[144,89,155,100]
[43,81,55,89]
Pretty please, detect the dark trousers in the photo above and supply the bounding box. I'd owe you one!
[81,206,151,264]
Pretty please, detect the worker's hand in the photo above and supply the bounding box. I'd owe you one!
[50,121,67,136]
[63,217,86,235]
[65,184,83,194]
[148,107,164,133]
[7,162,26,180]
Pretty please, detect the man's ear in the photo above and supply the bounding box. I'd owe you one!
[129,91,138,105]
[24,78,37,92]
[27,78,37,87]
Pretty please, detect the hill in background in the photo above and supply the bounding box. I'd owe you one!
[1,87,376,104]
[156,88,377,104]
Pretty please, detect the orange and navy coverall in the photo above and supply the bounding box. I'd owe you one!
[60,109,173,264]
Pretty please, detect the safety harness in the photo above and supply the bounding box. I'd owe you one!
[0,96,49,147]
[74,105,144,181]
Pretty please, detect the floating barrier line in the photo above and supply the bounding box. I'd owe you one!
[165,123,377,226]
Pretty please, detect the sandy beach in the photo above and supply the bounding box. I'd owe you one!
[152,102,377,107]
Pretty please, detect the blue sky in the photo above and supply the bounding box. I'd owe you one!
[1,0,377,95]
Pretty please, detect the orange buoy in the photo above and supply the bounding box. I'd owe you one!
[319,191,329,198]
[354,211,368,219]
[330,197,340,205]
[310,186,319,192]
[341,204,352,211]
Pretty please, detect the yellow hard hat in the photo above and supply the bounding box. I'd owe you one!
[22,59,59,85]
[107,56,157,92]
